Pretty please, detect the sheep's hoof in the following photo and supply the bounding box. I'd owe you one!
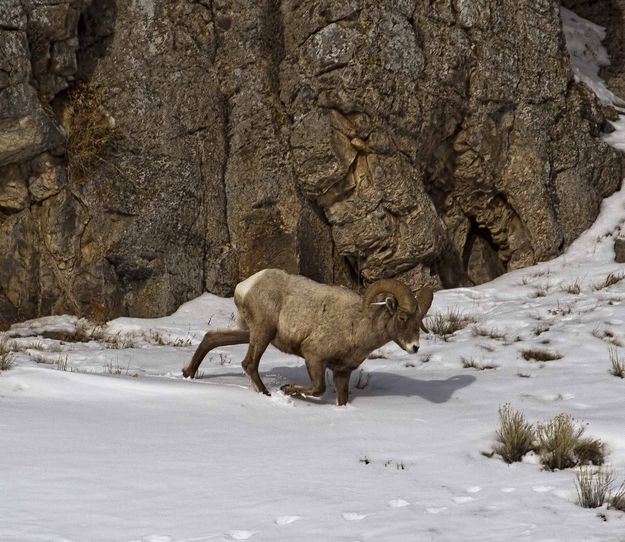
[182,367,194,378]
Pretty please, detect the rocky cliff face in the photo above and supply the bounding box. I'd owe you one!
[0,0,623,327]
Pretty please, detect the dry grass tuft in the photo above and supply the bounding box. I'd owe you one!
[0,335,15,371]
[472,326,507,341]
[576,467,614,509]
[493,404,536,464]
[461,356,497,371]
[521,348,562,362]
[426,308,476,339]
[561,280,581,295]
[608,346,625,378]
[104,359,130,375]
[55,354,70,372]
[594,272,625,291]
[536,413,605,471]
[146,329,193,347]
[593,328,624,347]
[532,324,550,336]
[548,303,572,316]
[609,481,625,511]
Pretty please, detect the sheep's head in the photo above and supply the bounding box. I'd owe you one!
[364,279,434,353]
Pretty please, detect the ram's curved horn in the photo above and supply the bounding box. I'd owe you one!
[417,287,434,317]
[417,287,434,332]
[363,279,417,315]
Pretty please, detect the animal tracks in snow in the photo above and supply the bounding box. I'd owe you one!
[227,531,256,541]
[388,498,411,508]
[274,515,301,526]
[342,512,369,521]
[532,486,555,493]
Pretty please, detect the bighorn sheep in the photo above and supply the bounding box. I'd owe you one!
[182,269,433,405]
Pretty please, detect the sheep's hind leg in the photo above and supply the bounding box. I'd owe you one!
[183,329,249,378]
[241,332,272,395]
[281,359,326,398]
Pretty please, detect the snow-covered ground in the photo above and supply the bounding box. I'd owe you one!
[3,8,625,542]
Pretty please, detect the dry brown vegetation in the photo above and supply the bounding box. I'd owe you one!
[493,404,536,463]
[561,280,581,295]
[66,83,121,179]
[592,328,624,347]
[594,272,625,291]
[461,356,497,371]
[610,481,625,511]
[492,407,606,470]
[535,413,605,471]
[576,467,614,509]
[521,348,563,362]
[426,308,477,339]
[0,336,14,371]
[608,346,625,378]
[472,326,507,340]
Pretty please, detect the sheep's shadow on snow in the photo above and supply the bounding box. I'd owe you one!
[266,366,476,404]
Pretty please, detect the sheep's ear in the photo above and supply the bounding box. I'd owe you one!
[385,296,398,314]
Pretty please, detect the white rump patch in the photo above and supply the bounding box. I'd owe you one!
[235,269,267,302]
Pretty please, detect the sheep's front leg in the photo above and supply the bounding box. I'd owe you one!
[241,332,271,396]
[281,359,326,398]
[333,369,352,406]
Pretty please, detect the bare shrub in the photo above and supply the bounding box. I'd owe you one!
[66,83,120,179]
[536,414,605,471]
[576,467,614,509]
[521,348,562,362]
[493,404,536,463]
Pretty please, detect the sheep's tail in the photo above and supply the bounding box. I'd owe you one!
[182,329,250,378]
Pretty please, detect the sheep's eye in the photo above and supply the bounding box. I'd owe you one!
[398,313,408,322]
